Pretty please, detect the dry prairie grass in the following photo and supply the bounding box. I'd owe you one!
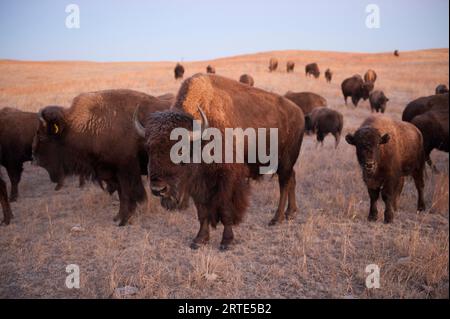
[0,49,448,298]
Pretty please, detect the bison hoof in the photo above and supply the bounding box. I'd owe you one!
[219,243,233,251]
[113,214,120,222]
[190,242,203,250]
[285,212,297,221]
[383,219,393,224]
[54,184,63,191]
[1,219,10,226]
[9,196,17,202]
[367,215,378,222]
[417,205,426,212]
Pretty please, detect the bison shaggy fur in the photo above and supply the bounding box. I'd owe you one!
[341,75,374,107]
[305,63,320,78]
[305,107,343,148]
[284,91,327,115]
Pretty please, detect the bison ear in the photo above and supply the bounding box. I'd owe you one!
[345,134,355,145]
[380,133,390,144]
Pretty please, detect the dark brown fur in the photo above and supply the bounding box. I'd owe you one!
[239,74,254,86]
[206,65,216,74]
[284,91,327,115]
[402,95,434,122]
[32,89,171,226]
[394,50,399,57]
[0,146,13,225]
[341,75,374,107]
[174,63,185,80]
[346,115,426,223]
[369,90,389,113]
[286,61,295,73]
[435,84,449,94]
[364,69,377,83]
[325,69,332,83]
[269,58,278,72]
[138,74,305,250]
[305,107,343,148]
[305,63,320,78]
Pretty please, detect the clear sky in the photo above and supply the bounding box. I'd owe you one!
[0,0,448,61]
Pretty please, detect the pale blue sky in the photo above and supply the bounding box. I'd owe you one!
[0,0,448,61]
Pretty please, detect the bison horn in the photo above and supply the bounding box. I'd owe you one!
[38,109,47,127]
[189,106,209,142]
[133,106,146,138]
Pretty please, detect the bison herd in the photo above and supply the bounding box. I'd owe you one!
[0,56,448,251]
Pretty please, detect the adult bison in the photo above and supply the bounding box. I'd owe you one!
[305,107,343,148]
[0,147,12,225]
[286,61,295,73]
[284,91,327,115]
[435,84,449,94]
[305,63,320,78]
[410,94,449,171]
[401,95,434,122]
[268,58,278,72]
[341,75,374,107]
[394,50,400,57]
[0,108,39,201]
[369,90,389,113]
[239,74,254,86]
[364,69,377,83]
[346,115,426,223]
[325,69,332,83]
[134,74,305,250]
[206,65,216,74]
[174,63,185,80]
[32,89,172,226]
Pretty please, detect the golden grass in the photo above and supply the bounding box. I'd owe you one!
[0,49,448,298]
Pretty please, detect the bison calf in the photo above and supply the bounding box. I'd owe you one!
[346,115,426,223]
[305,107,343,148]
[369,90,389,113]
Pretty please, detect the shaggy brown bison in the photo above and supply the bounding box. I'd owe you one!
[369,90,389,113]
[134,74,305,250]
[239,74,254,86]
[435,84,449,94]
[364,69,377,83]
[174,63,185,80]
[284,91,327,115]
[410,94,449,171]
[32,89,172,226]
[269,58,278,72]
[325,69,332,83]
[346,115,426,223]
[401,95,434,122]
[305,63,320,78]
[394,50,399,57]
[341,75,374,107]
[305,107,343,148]
[0,147,12,225]
[286,61,295,73]
[0,108,39,201]
[206,65,216,74]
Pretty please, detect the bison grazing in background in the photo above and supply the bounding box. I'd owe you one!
[0,108,39,201]
[174,63,185,80]
[206,65,216,74]
[394,50,400,57]
[134,74,305,250]
[369,90,389,113]
[268,58,278,72]
[286,61,295,73]
[410,94,449,171]
[239,74,254,86]
[0,147,12,225]
[325,69,333,83]
[341,75,374,107]
[32,89,172,226]
[305,63,320,78]
[364,69,377,84]
[305,107,343,148]
[435,84,449,94]
[284,91,327,115]
[346,115,426,223]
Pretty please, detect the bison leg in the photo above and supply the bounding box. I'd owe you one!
[6,165,22,202]
[334,132,341,149]
[191,204,210,249]
[285,173,298,220]
[269,173,290,226]
[219,224,234,251]
[0,178,13,225]
[412,169,426,212]
[368,188,380,221]
[381,182,397,223]
[116,168,146,226]
[78,175,86,188]
[54,175,65,191]
[393,177,405,212]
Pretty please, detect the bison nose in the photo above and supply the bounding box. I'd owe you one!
[151,185,167,197]
[365,162,375,170]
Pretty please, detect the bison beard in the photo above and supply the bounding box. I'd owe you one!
[136,74,304,250]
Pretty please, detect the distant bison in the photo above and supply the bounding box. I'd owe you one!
[364,69,377,83]
[0,108,39,201]
[0,147,12,225]
[435,84,449,94]
[305,63,320,78]
[206,65,216,74]
[269,58,278,72]
[174,63,185,80]
[286,61,295,73]
[284,91,327,115]
[346,115,426,223]
[32,89,172,226]
[325,69,333,83]
[341,75,374,107]
[239,74,254,86]
[394,50,399,57]
[369,90,389,113]
[410,94,449,171]
[305,107,343,148]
